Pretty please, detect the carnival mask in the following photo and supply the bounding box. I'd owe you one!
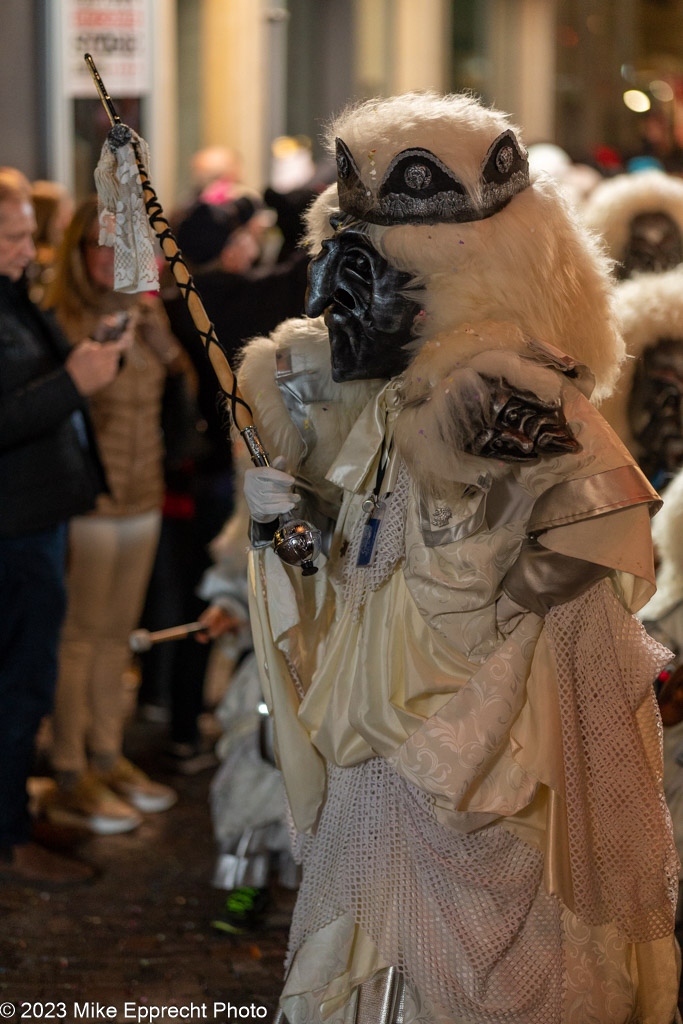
[306,219,422,382]
[629,336,683,484]
[618,212,683,279]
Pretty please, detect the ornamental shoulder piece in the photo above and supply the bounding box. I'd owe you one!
[464,376,581,462]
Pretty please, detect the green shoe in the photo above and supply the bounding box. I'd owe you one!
[211,886,271,935]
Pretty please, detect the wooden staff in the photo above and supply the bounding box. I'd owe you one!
[84,54,320,574]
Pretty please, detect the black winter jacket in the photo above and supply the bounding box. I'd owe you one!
[0,275,106,537]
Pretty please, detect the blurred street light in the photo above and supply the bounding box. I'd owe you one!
[623,89,652,112]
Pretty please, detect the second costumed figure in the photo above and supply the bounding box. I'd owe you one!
[238,93,681,1024]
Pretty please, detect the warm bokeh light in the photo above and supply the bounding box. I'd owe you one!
[650,80,674,103]
[623,89,651,113]
[558,25,579,47]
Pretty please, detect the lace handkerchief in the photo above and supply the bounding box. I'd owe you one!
[94,129,159,294]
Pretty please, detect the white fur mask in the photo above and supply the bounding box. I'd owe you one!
[304,92,624,403]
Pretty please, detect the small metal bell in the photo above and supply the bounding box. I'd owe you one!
[239,431,322,575]
[273,517,322,576]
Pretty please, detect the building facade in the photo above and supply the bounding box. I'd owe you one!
[1,0,681,209]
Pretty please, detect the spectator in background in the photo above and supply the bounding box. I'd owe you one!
[263,134,335,262]
[190,145,244,207]
[27,179,74,305]
[42,196,182,835]
[0,169,120,884]
[170,195,309,378]
[161,145,263,291]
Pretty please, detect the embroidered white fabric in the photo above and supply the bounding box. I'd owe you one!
[341,462,410,620]
[94,131,160,294]
[545,579,679,941]
[288,757,563,1023]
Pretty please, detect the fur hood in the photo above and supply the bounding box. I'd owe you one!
[582,170,683,266]
[599,267,683,452]
[304,92,623,404]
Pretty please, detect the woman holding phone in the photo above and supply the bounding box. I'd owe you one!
[42,196,182,835]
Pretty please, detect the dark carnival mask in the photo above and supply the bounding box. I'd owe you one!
[618,212,683,279]
[306,218,422,382]
[629,336,683,485]
[466,377,580,461]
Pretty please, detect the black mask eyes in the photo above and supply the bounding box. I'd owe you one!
[336,139,367,191]
[481,130,527,186]
[379,149,467,202]
[335,130,529,225]
[336,140,354,181]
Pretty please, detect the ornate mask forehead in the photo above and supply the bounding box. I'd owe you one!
[335,128,529,226]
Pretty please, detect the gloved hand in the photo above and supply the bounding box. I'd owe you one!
[243,456,301,523]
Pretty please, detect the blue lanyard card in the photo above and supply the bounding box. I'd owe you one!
[356,500,386,567]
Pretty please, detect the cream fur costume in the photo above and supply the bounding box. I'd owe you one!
[599,267,683,469]
[644,466,683,630]
[641,468,683,920]
[239,93,680,1024]
[581,170,683,481]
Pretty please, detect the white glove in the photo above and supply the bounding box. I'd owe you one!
[243,455,301,523]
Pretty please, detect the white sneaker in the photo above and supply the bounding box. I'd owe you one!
[45,774,142,835]
[101,757,177,814]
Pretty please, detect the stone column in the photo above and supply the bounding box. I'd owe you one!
[390,0,452,94]
[200,0,268,189]
[489,0,558,143]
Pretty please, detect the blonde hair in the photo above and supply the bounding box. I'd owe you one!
[0,167,31,212]
[31,179,73,249]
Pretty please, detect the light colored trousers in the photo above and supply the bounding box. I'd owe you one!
[51,511,161,774]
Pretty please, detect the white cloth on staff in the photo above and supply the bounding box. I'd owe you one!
[94,128,159,294]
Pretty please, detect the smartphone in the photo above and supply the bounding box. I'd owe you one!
[96,311,130,342]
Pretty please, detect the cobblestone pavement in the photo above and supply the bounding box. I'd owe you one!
[4,720,683,1024]
[0,720,294,1024]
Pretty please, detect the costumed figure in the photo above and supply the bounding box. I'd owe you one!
[236,93,681,1024]
[582,169,683,492]
[526,143,601,210]
[641,466,683,924]
[196,444,300,933]
[582,169,683,282]
[597,268,683,492]
[582,163,683,944]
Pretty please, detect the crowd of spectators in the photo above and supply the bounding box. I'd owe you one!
[0,138,323,886]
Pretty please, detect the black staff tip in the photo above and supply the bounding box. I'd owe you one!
[83,52,120,128]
